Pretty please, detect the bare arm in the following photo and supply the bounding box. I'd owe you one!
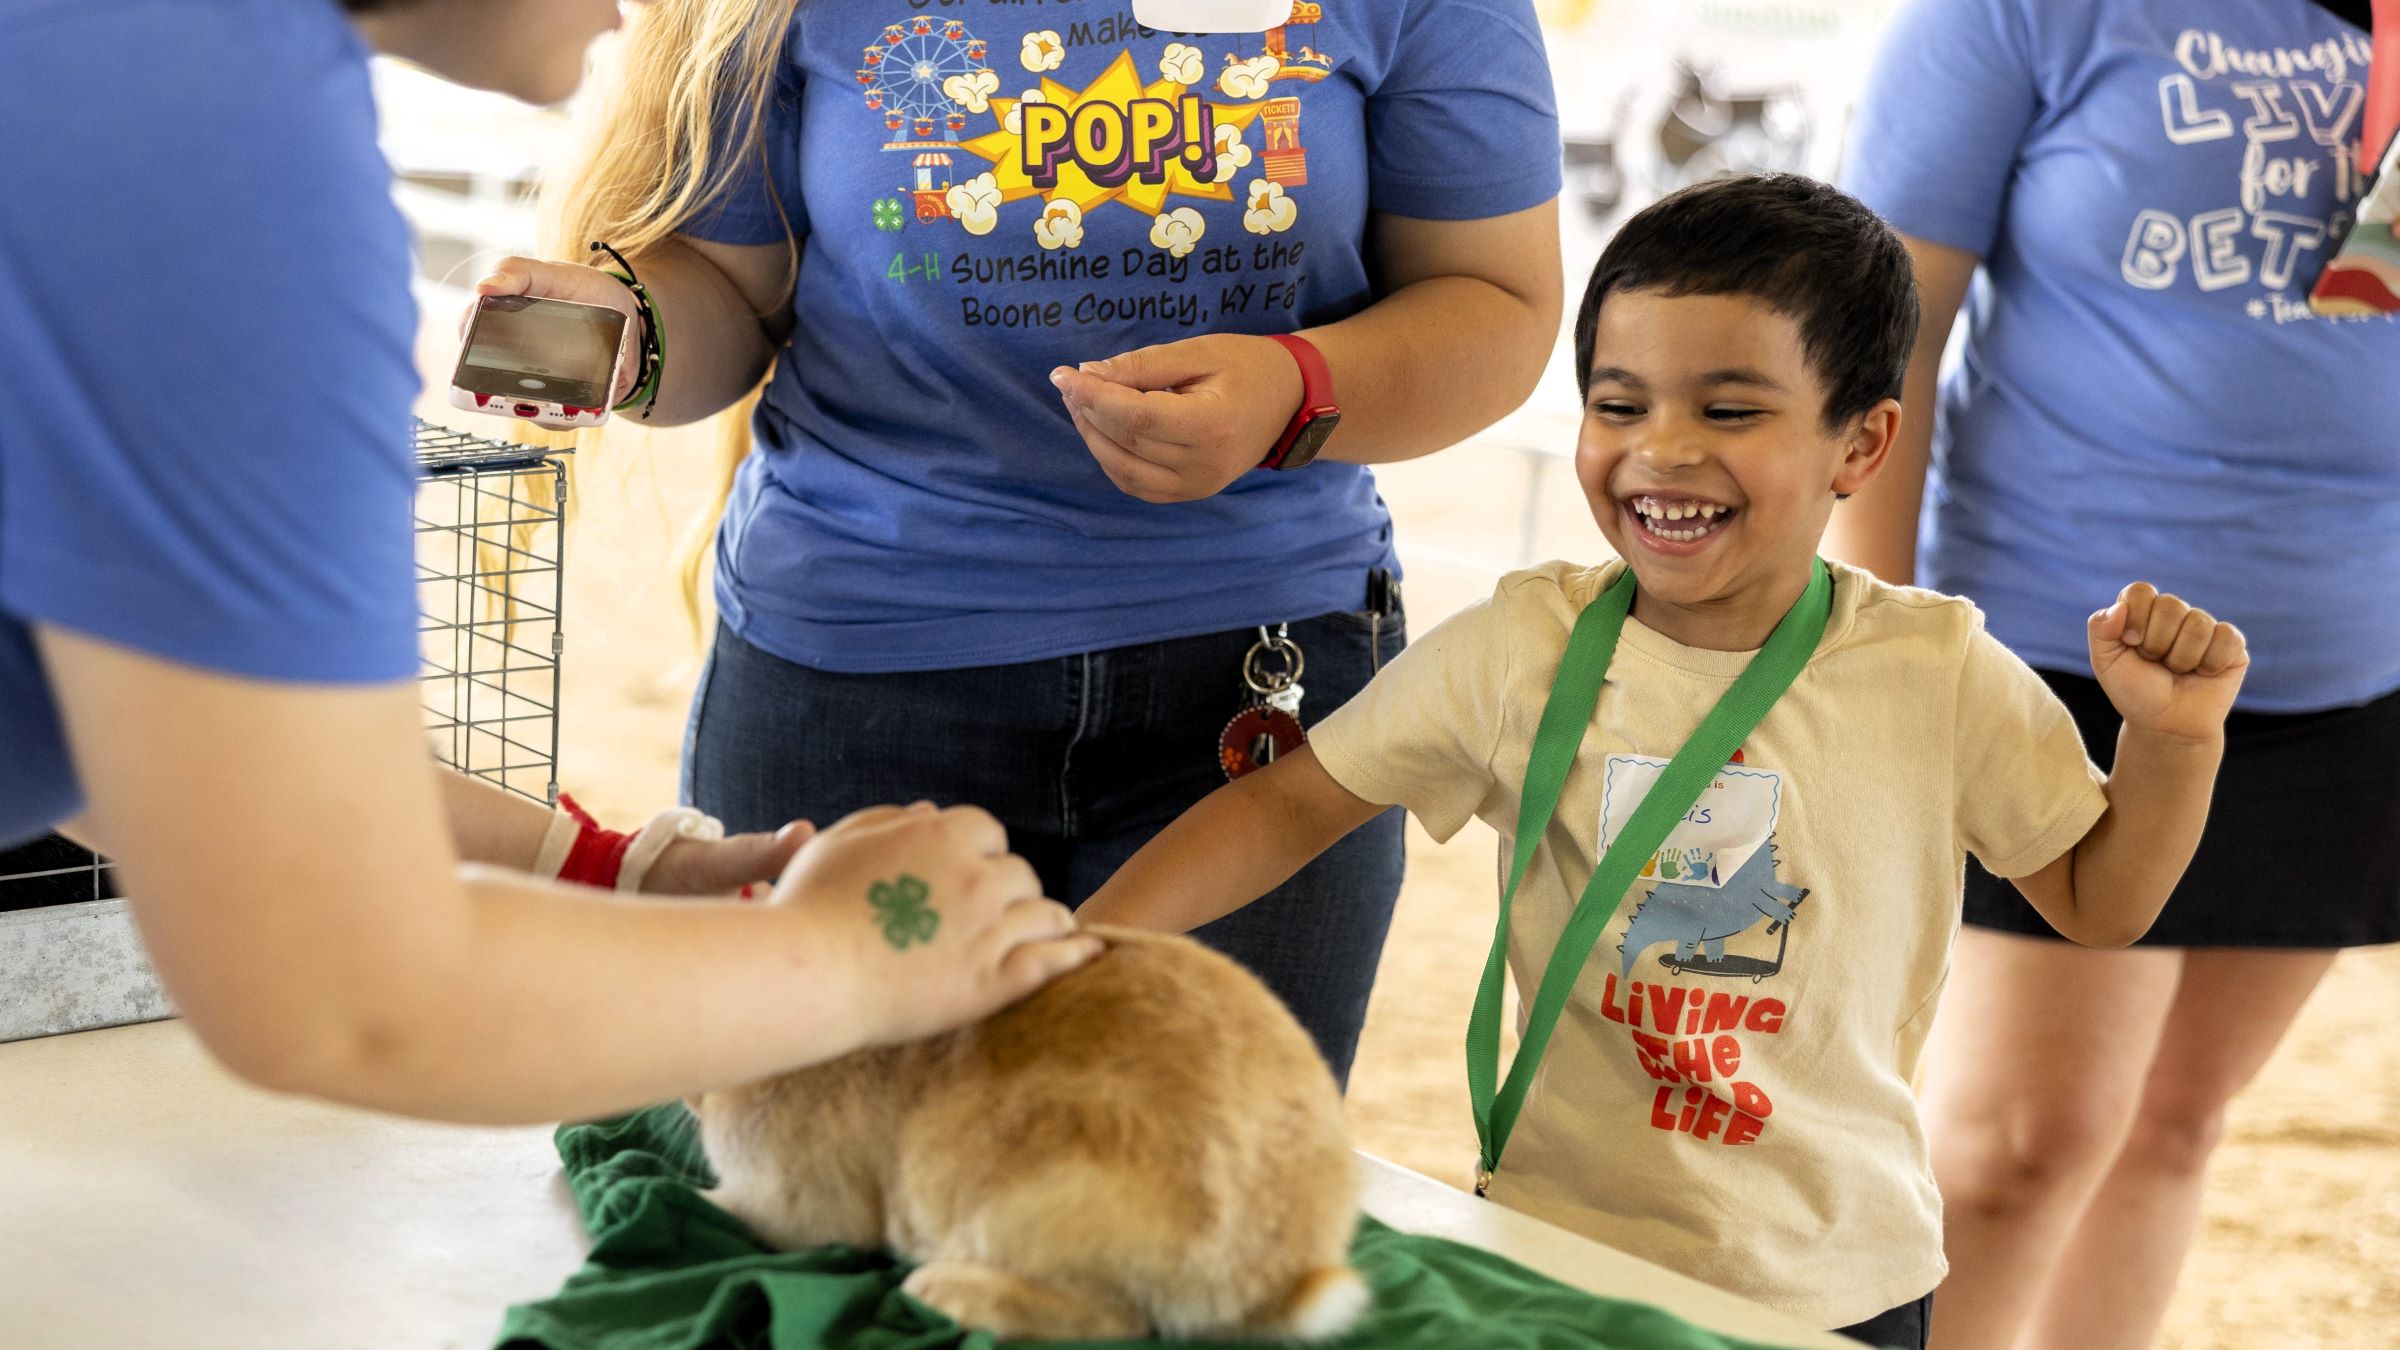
[1309,200,1565,464]
[438,770,553,871]
[1821,233,1979,584]
[39,626,1096,1125]
[475,235,795,427]
[1048,200,1565,501]
[1078,746,1387,933]
[436,763,812,896]
[76,773,561,879]
[2011,729,2224,948]
[2007,587,2250,947]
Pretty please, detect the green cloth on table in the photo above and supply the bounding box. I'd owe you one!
[496,1104,1809,1350]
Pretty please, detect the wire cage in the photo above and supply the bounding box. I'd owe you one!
[0,419,570,915]
[414,419,570,809]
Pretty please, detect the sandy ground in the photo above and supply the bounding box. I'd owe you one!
[427,400,2398,1347]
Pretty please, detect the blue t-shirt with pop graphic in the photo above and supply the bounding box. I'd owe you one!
[1847,0,2400,713]
[0,0,420,847]
[685,0,1561,673]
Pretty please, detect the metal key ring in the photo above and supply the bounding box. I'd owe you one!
[1243,624,1305,694]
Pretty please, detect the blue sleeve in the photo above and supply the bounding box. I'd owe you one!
[1366,0,1563,220]
[681,45,811,247]
[0,1,420,684]
[1843,0,2044,259]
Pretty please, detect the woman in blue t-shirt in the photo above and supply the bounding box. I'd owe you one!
[0,0,1094,1124]
[1838,1,2397,1345]
[478,0,1565,1082]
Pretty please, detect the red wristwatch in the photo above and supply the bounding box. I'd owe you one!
[1260,332,1340,470]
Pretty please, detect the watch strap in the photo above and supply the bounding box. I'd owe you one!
[1262,332,1337,469]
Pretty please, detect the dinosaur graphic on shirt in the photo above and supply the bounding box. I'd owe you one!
[1618,840,1807,978]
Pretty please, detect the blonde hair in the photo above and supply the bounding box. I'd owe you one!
[539,0,806,637]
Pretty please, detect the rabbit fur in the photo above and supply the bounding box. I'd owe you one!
[689,926,1367,1342]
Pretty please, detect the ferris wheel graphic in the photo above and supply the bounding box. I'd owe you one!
[857,16,992,223]
[858,17,989,143]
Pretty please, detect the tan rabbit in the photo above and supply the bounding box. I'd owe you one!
[689,926,1367,1342]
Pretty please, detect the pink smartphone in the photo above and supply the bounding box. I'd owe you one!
[450,293,629,430]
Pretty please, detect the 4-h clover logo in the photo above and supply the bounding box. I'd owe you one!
[870,874,940,950]
[872,197,907,233]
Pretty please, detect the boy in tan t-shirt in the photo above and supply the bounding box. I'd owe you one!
[1078,175,2248,1344]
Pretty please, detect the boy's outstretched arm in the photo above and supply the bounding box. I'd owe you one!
[1078,745,1389,933]
[2013,584,2249,947]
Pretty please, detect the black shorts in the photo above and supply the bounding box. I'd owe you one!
[1835,1291,1928,1349]
[1964,669,2400,949]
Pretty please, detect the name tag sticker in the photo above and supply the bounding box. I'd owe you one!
[1130,0,1295,35]
[1599,755,1783,889]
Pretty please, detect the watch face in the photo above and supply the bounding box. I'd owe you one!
[1279,410,1341,468]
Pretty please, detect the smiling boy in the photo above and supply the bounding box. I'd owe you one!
[1077,175,2248,1345]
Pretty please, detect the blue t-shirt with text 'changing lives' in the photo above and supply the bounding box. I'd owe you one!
[684,0,1562,673]
[0,0,420,846]
[1848,0,2400,712]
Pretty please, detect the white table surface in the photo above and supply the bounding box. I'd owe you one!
[0,1021,1854,1349]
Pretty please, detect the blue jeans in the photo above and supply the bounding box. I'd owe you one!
[682,605,1409,1086]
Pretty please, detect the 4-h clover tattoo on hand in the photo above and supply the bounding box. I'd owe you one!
[869,874,941,951]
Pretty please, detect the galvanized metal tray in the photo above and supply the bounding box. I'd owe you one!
[0,899,173,1042]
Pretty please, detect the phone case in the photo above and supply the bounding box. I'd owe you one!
[451,294,629,431]
[448,385,613,431]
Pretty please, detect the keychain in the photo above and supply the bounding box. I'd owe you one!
[1219,624,1306,780]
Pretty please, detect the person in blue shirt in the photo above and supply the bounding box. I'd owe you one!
[0,0,1096,1124]
[476,0,1566,1083]
[1838,1,2398,1346]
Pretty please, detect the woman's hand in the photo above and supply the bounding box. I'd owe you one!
[639,820,816,897]
[465,255,645,405]
[771,802,1103,1047]
[2088,582,2250,744]
[1049,333,1304,503]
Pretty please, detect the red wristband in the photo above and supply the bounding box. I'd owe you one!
[1260,332,1339,471]
[555,792,635,889]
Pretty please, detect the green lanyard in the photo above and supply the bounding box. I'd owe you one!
[1468,558,1833,1192]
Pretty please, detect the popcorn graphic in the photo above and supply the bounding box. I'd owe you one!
[1212,123,1254,183]
[1149,206,1206,259]
[1243,179,1297,235]
[1158,42,1205,86]
[1004,88,1048,137]
[946,172,1002,236]
[1021,30,1065,72]
[942,68,999,115]
[1217,53,1280,100]
[1034,198,1085,250]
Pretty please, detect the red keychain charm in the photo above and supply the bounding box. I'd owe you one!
[1220,625,1307,780]
[1220,705,1305,779]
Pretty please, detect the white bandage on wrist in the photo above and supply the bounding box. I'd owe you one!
[532,807,582,880]
[616,807,727,893]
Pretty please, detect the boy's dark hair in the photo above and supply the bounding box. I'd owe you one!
[1573,173,1920,429]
